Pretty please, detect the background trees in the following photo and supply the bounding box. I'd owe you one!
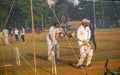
[0,0,120,32]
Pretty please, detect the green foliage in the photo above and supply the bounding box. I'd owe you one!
[0,0,120,29]
[0,0,11,24]
[55,0,69,18]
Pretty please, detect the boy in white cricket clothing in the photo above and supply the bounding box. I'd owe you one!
[77,19,93,69]
[2,28,9,45]
[14,28,19,41]
[21,27,25,44]
[46,22,60,61]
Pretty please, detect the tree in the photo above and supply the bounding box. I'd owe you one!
[0,0,12,31]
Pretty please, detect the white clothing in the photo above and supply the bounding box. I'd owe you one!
[2,29,9,45]
[58,28,63,33]
[14,29,19,35]
[82,19,90,23]
[46,26,59,45]
[46,26,59,60]
[21,28,25,35]
[2,29,9,37]
[77,25,91,44]
[11,31,13,35]
[47,44,60,61]
[77,25,91,54]
[76,25,93,66]
[77,47,93,66]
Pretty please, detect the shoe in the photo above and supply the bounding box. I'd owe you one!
[87,64,91,67]
[78,65,83,69]
[56,58,62,60]
[48,58,52,62]
[95,47,97,51]
[56,58,62,61]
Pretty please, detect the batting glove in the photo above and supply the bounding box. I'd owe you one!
[83,40,88,46]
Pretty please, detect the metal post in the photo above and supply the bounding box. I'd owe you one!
[93,0,96,28]
[102,1,104,28]
[41,14,44,31]
[79,7,83,19]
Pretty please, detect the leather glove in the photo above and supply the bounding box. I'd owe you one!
[83,39,88,46]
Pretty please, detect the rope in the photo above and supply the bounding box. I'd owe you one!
[0,36,40,75]
[10,33,15,74]
[1,45,8,75]
[50,6,79,61]
[1,0,38,74]
[8,43,40,75]
[50,7,60,24]
[3,0,15,29]
[49,3,87,75]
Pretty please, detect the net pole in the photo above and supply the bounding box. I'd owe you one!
[30,0,37,75]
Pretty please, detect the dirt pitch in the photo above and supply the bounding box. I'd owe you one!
[0,28,120,75]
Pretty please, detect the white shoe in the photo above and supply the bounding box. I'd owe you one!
[48,58,52,62]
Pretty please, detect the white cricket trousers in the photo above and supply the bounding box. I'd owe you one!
[48,44,60,60]
[77,46,93,66]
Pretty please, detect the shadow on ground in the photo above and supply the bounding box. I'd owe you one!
[26,53,77,69]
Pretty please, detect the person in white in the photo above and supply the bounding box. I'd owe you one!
[21,27,25,43]
[58,27,64,38]
[77,19,93,69]
[46,22,60,61]
[14,28,19,41]
[2,28,9,45]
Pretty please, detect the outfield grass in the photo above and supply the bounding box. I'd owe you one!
[96,28,120,32]
[0,28,120,75]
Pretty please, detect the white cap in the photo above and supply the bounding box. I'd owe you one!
[82,19,90,23]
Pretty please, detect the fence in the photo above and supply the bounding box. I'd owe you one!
[0,1,120,32]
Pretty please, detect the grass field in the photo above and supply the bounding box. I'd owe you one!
[0,28,120,75]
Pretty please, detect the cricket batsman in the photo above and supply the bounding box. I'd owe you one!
[77,19,93,69]
[46,22,60,61]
